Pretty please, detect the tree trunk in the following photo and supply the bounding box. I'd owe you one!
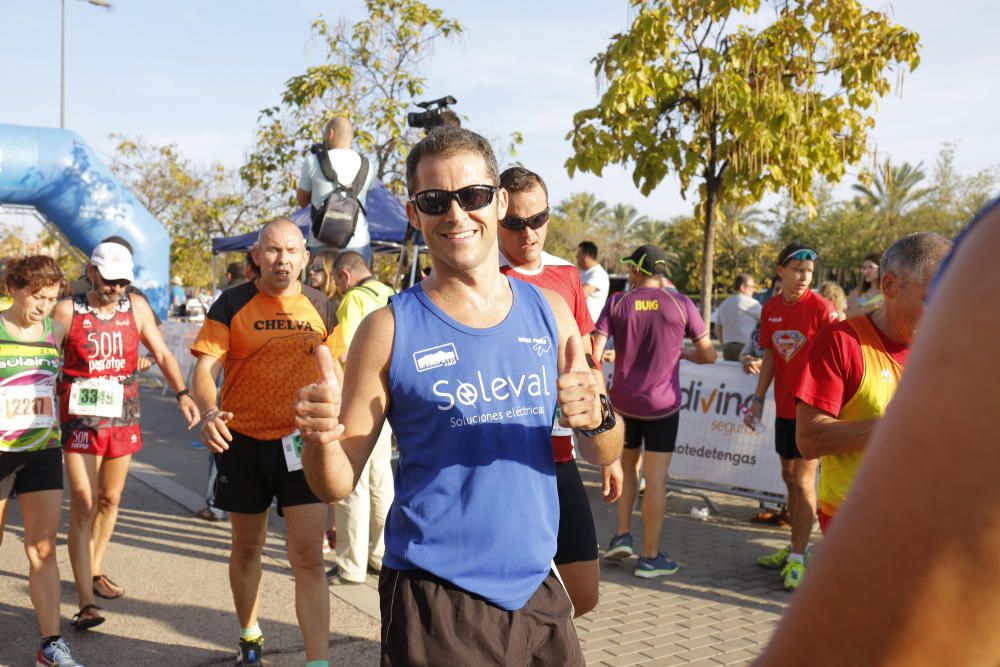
[700,185,717,327]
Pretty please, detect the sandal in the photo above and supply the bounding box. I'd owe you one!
[71,604,105,631]
[93,574,125,599]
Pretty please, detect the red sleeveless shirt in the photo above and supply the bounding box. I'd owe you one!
[59,293,141,428]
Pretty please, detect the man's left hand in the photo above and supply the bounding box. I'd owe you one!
[557,335,602,432]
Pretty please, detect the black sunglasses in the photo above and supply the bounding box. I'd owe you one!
[410,185,498,216]
[501,208,550,231]
[97,274,130,288]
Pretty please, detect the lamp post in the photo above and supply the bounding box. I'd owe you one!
[60,0,112,129]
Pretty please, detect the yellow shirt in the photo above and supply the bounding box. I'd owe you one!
[330,279,394,364]
[818,315,903,516]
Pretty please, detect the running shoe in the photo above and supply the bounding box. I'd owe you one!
[36,638,84,666]
[781,559,806,591]
[603,532,633,561]
[236,637,263,666]
[634,552,680,579]
[757,544,791,570]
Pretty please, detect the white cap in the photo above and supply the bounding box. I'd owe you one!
[90,242,134,282]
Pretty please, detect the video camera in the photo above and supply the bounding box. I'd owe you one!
[407,95,458,130]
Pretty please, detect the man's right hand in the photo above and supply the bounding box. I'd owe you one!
[294,345,345,447]
[743,399,763,430]
[200,409,235,452]
[741,355,762,375]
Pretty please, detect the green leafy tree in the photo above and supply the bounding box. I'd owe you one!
[773,182,874,285]
[546,192,611,265]
[110,136,265,288]
[657,215,702,293]
[906,145,997,241]
[714,204,774,293]
[0,223,28,259]
[566,0,920,321]
[241,0,462,202]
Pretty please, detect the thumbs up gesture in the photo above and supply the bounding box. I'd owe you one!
[557,335,603,431]
[294,345,346,446]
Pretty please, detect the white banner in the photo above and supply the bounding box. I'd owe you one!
[603,359,785,497]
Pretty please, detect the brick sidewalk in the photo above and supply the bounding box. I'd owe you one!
[576,464,804,666]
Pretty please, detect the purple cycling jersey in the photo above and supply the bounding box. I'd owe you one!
[595,286,707,419]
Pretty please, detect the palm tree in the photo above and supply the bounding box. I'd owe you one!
[556,192,609,228]
[603,204,648,266]
[852,159,933,227]
[631,218,672,247]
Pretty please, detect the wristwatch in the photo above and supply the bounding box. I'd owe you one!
[580,394,617,437]
[176,388,191,401]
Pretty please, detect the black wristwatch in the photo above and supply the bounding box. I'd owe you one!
[580,394,617,437]
[175,388,191,401]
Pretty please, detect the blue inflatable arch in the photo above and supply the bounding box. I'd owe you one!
[0,124,170,318]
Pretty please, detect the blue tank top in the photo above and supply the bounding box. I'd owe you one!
[385,277,560,610]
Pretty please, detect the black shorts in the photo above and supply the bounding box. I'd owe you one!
[213,430,321,514]
[623,412,680,454]
[0,448,63,497]
[554,461,598,565]
[774,417,802,460]
[379,567,583,666]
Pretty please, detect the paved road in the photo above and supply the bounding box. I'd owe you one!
[1,386,800,666]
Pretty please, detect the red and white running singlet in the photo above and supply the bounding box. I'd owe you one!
[59,293,143,457]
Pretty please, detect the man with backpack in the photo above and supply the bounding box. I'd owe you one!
[323,250,396,584]
[297,117,375,264]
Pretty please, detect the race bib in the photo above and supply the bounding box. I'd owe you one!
[68,378,124,418]
[281,430,304,472]
[0,384,56,430]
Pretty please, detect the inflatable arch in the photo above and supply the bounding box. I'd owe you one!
[0,124,170,317]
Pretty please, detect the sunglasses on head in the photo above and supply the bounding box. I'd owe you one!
[410,185,498,216]
[501,208,550,231]
[781,248,818,265]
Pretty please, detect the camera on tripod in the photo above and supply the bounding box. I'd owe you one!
[407,95,458,130]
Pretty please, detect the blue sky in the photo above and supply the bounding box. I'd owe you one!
[2,0,998,235]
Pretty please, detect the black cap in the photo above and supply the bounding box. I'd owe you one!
[621,244,669,275]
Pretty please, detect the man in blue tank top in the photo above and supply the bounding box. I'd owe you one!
[294,127,623,665]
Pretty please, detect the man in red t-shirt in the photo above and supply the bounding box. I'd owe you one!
[794,233,951,535]
[744,243,838,591]
[497,166,623,617]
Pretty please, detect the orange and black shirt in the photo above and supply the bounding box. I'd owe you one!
[191,281,336,440]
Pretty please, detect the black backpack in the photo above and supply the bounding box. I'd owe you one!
[309,147,370,249]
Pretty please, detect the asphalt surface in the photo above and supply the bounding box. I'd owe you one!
[0,386,380,667]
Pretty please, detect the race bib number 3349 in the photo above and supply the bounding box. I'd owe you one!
[68,378,124,418]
